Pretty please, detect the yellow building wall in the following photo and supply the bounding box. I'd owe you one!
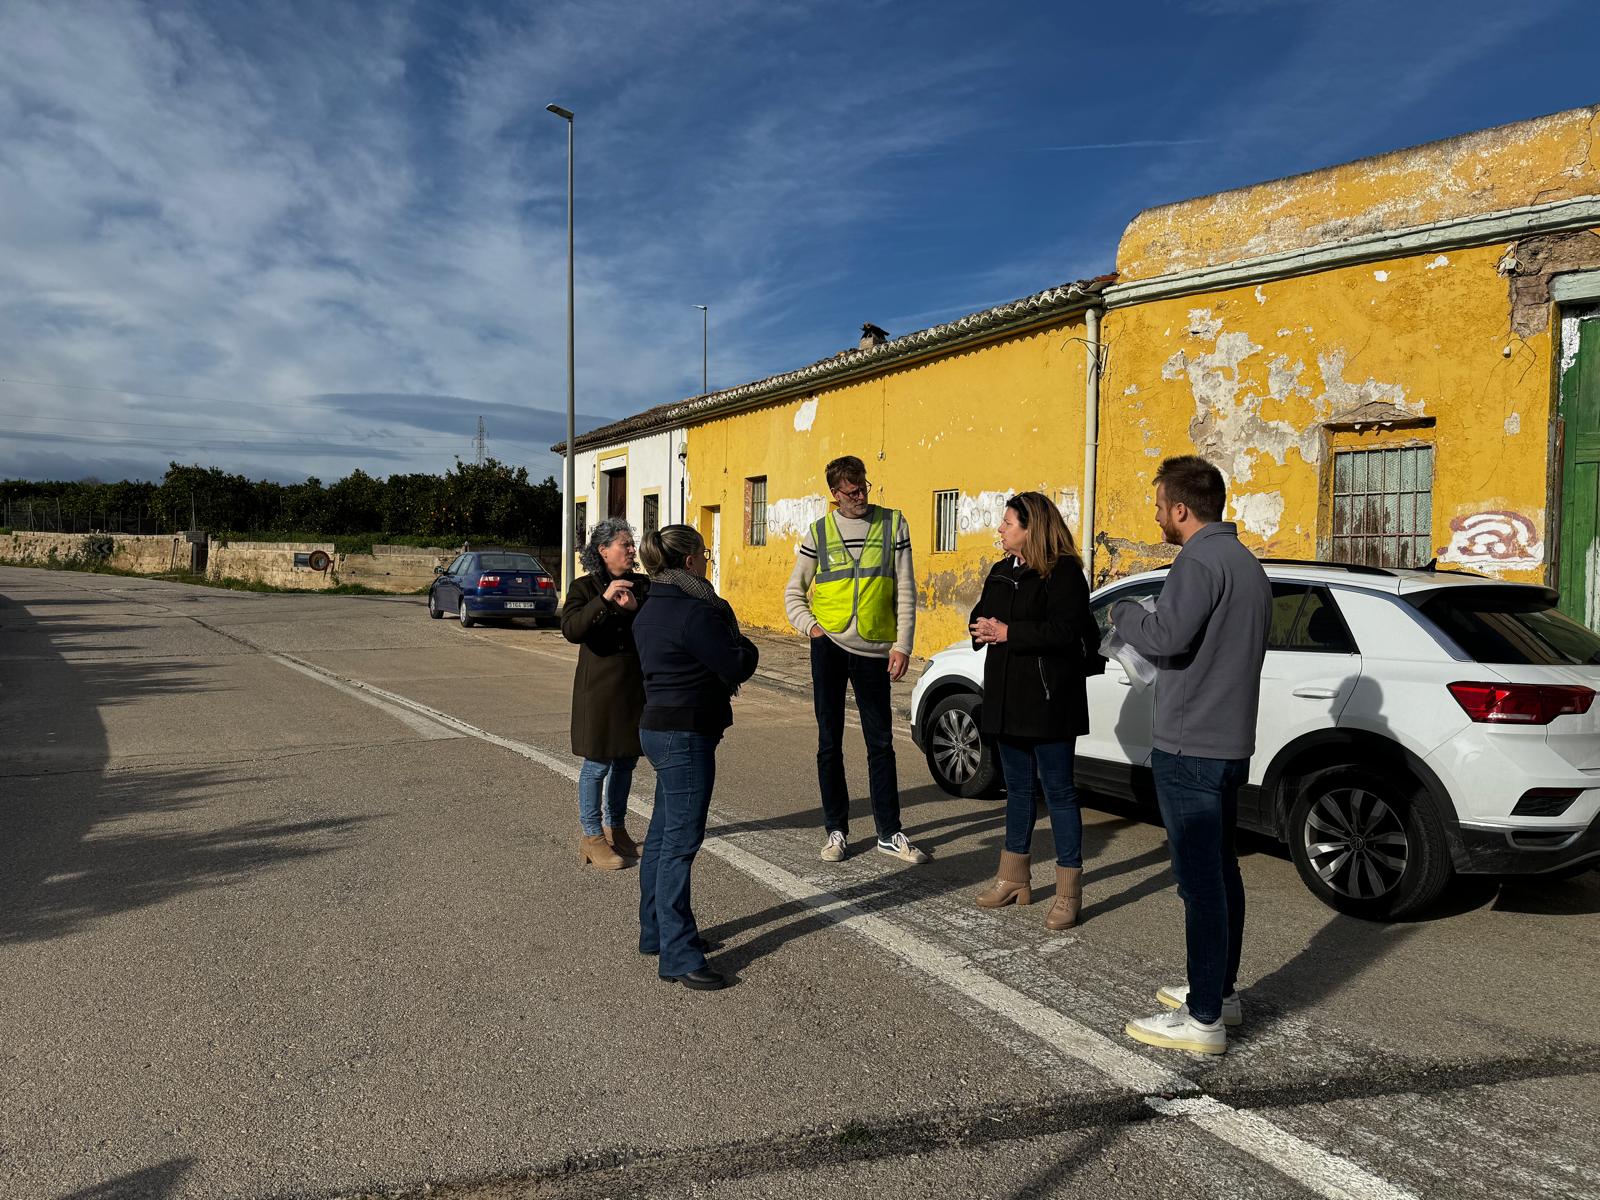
[684,318,1091,655]
[1117,105,1600,280]
[1096,241,1557,583]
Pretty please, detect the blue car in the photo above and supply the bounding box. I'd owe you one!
[428,551,558,628]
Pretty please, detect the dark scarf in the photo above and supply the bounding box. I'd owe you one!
[652,567,740,635]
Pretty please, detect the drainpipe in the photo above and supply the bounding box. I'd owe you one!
[1082,304,1103,583]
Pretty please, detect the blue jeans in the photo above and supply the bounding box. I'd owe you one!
[1151,749,1248,1026]
[996,737,1083,868]
[638,729,719,977]
[811,635,901,839]
[577,757,637,837]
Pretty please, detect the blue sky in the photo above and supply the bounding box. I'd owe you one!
[1,0,1596,486]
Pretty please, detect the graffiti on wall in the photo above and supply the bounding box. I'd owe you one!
[1441,510,1544,569]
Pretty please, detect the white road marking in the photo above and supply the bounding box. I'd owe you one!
[266,648,1417,1200]
[267,654,463,741]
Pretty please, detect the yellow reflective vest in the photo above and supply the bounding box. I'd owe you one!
[811,507,901,644]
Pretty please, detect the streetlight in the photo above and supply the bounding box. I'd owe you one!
[547,102,576,596]
[692,304,708,396]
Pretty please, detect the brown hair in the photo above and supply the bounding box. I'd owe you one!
[1005,491,1080,579]
[825,455,867,492]
[1154,455,1225,523]
[639,523,703,573]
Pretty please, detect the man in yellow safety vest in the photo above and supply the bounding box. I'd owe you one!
[784,455,929,865]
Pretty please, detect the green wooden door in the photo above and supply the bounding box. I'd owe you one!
[1559,312,1600,627]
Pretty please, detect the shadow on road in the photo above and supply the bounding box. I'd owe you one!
[0,593,368,946]
[51,1158,196,1200]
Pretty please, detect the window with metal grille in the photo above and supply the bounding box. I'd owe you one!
[1331,445,1433,568]
[642,493,659,535]
[746,477,767,546]
[934,489,958,552]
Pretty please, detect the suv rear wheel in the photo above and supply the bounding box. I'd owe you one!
[923,692,999,798]
[1287,765,1453,920]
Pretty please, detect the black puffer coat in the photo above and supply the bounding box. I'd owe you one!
[562,571,651,759]
[968,557,1103,740]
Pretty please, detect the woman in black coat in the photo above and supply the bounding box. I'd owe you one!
[968,491,1102,930]
[562,518,651,870]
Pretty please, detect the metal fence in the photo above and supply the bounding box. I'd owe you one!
[1,501,169,535]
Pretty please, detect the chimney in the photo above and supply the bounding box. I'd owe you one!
[859,322,889,350]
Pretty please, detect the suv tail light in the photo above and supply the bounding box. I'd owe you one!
[477,574,502,590]
[1446,681,1595,725]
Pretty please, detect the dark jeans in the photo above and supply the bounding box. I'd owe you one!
[995,737,1083,868]
[1151,749,1248,1026]
[811,634,900,839]
[638,729,719,978]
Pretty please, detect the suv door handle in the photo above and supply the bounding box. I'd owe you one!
[1292,686,1339,699]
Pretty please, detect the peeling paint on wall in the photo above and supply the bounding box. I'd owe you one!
[1426,255,1450,269]
[1187,309,1223,339]
[767,495,827,539]
[1166,313,1419,487]
[1231,491,1285,538]
[1442,510,1544,570]
[958,491,1009,536]
[1254,286,1267,305]
[1056,488,1081,532]
[1504,412,1521,435]
[793,398,819,432]
[1373,270,1389,282]
[1561,316,1583,377]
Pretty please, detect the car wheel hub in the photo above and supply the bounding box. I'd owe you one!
[1304,787,1409,900]
[931,707,981,784]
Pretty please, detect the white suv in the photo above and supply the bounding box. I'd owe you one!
[910,560,1600,919]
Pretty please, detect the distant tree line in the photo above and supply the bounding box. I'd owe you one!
[0,459,561,546]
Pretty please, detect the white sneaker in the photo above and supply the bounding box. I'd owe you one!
[1125,1006,1226,1055]
[820,831,848,862]
[876,832,930,864]
[1157,985,1243,1027]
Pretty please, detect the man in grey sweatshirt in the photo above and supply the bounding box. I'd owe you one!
[1111,455,1271,1056]
[784,455,929,866]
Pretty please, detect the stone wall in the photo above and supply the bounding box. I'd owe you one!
[333,545,452,593]
[2,531,189,572]
[206,540,338,590]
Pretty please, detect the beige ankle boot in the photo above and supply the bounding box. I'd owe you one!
[1045,865,1082,930]
[975,850,1032,908]
[604,824,641,859]
[580,833,626,870]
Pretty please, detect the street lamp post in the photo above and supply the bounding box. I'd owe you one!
[693,304,708,396]
[547,102,576,596]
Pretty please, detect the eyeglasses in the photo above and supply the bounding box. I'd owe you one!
[833,482,871,502]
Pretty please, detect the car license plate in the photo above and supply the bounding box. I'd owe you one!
[506,601,536,609]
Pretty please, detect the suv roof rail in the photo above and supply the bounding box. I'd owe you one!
[1255,557,1396,577]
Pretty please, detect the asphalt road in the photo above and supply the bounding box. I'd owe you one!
[2,566,1597,1200]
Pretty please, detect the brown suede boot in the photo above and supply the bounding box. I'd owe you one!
[604,824,641,860]
[1045,866,1083,930]
[579,833,626,870]
[974,850,1032,908]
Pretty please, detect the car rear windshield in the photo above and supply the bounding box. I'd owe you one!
[1409,587,1600,665]
[478,554,544,572]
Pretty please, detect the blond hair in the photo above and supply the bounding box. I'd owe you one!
[1006,492,1080,579]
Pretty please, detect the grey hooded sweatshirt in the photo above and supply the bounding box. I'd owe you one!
[1110,521,1271,761]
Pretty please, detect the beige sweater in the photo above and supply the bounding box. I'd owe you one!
[783,506,916,658]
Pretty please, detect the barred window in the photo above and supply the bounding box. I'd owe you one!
[746,476,767,546]
[1331,446,1433,568]
[934,489,958,552]
[642,493,659,535]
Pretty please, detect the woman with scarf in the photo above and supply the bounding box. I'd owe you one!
[561,519,650,870]
[631,524,759,991]
[968,491,1103,929]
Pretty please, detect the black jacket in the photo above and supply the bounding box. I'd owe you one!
[968,557,1103,740]
[632,581,760,736]
[561,571,650,759]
